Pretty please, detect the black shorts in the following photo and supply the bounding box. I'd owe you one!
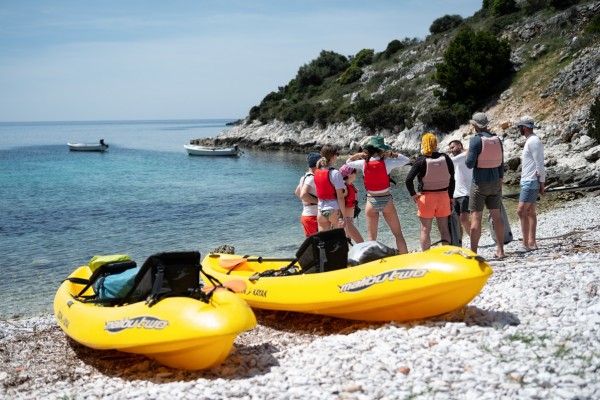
[453,196,470,214]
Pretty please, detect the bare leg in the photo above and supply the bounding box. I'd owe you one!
[344,207,364,243]
[382,200,408,254]
[419,217,433,250]
[329,210,341,229]
[365,202,380,241]
[317,213,330,232]
[469,211,483,254]
[488,208,505,258]
[459,212,471,239]
[528,203,538,249]
[436,216,451,245]
[517,201,533,248]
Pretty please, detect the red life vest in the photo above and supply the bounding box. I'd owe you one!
[314,168,336,200]
[363,159,390,192]
[422,157,451,191]
[344,183,358,208]
[477,135,502,168]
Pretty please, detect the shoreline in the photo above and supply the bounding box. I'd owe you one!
[1,193,599,399]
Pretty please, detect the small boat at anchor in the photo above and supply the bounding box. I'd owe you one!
[68,139,109,152]
[184,144,240,156]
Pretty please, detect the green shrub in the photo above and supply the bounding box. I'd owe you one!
[587,93,600,142]
[434,27,512,108]
[585,12,600,35]
[522,0,549,15]
[353,49,374,67]
[340,65,363,85]
[381,40,404,59]
[420,104,471,132]
[491,0,518,16]
[548,0,579,8]
[430,15,464,34]
[296,50,349,90]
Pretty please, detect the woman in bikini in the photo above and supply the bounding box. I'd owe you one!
[346,136,410,254]
[314,144,348,231]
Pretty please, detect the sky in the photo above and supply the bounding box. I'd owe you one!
[0,1,481,122]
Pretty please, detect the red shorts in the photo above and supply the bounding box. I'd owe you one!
[301,215,318,237]
[417,192,451,218]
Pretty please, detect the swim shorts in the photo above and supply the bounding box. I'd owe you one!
[519,180,541,203]
[469,181,502,212]
[453,196,470,215]
[417,191,451,219]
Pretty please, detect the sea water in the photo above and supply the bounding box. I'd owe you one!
[0,120,420,318]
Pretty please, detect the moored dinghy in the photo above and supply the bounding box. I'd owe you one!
[68,139,109,152]
[184,143,241,156]
[54,251,256,370]
[202,229,493,322]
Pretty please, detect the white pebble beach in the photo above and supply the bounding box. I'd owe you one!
[1,194,599,400]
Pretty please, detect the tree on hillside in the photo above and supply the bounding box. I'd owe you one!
[296,50,349,90]
[434,27,512,108]
[491,0,518,16]
[549,0,581,9]
[430,14,463,34]
[587,93,600,142]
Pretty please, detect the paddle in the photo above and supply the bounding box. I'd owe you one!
[216,255,296,269]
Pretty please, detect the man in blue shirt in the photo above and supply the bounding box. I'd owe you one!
[465,112,506,259]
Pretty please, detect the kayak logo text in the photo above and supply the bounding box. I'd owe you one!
[339,269,428,293]
[105,316,169,333]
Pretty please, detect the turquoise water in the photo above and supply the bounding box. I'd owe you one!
[0,120,420,318]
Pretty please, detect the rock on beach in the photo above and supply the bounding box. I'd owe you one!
[1,195,599,399]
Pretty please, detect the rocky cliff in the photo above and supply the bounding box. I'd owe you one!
[193,1,600,187]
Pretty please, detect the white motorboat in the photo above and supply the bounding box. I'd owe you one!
[68,140,109,152]
[184,144,240,156]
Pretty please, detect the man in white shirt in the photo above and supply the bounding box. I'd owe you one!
[448,140,473,243]
[515,116,545,252]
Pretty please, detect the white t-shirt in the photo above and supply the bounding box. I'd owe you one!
[521,135,545,182]
[450,152,473,198]
[298,173,318,216]
[346,155,410,195]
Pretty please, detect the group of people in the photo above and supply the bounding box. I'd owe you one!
[295,112,546,259]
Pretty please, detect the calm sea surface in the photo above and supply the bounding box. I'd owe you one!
[0,119,421,318]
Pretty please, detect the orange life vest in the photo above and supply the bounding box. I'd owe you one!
[422,157,451,191]
[314,168,336,200]
[477,135,502,168]
[363,160,390,192]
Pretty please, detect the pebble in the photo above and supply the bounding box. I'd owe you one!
[1,196,600,399]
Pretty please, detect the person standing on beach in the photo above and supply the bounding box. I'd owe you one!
[515,115,545,252]
[448,139,473,242]
[345,136,410,254]
[314,144,348,231]
[465,112,506,259]
[339,164,364,244]
[406,133,455,250]
[295,152,321,237]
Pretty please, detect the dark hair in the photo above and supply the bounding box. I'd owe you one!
[448,140,463,148]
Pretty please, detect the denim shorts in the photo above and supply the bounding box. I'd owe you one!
[519,180,540,203]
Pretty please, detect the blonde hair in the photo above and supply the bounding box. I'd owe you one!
[421,133,437,156]
[317,144,338,168]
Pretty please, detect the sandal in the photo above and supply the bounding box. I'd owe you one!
[514,245,531,254]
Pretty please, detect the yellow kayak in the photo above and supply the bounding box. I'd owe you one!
[202,245,492,322]
[54,252,256,370]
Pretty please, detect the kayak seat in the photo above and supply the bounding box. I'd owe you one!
[296,228,348,274]
[124,251,203,307]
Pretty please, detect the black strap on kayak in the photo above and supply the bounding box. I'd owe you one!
[67,261,138,301]
[248,259,301,282]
